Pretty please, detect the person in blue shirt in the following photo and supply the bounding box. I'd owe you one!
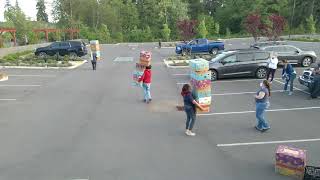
[181,84,205,136]
[255,80,271,132]
[282,60,296,95]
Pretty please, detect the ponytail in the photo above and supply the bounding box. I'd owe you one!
[263,80,271,96]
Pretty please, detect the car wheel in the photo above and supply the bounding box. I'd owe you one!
[38,52,47,58]
[69,52,77,60]
[256,67,267,79]
[302,57,312,67]
[210,48,218,55]
[210,70,218,81]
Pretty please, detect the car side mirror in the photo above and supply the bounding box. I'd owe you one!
[220,61,226,65]
[295,50,299,54]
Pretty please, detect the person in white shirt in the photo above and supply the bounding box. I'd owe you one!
[266,52,278,82]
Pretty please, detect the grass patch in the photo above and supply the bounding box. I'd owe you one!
[167,54,215,61]
[0,50,78,67]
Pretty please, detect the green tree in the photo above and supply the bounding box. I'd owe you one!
[143,26,153,42]
[215,22,220,35]
[162,24,171,41]
[36,0,49,22]
[98,24,111,43]
[197,20,208,38]
[306,15,317,34]
[4,4,29,44]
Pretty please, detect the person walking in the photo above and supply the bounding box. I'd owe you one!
[254,80,271,132]
[91,52,97,71]
[266,52,278,83]
[310,66,320,99]
[282,60,296,95]
[139,65,152,103]
[181,84,205,136]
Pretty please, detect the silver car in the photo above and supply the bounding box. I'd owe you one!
[257,45,317,67]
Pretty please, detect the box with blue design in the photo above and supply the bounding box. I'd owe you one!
[190,71,211,81]
[189,58,209,72]
[189,58,212,113]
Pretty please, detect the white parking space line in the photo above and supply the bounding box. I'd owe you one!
[9,75,56,77]
[177,78,282,84]
[173,74,189,76]
[199,106,320,116]
[273,79,310,95]
[217,138,320,147]
[0,99,16,101]
[113,57,134,62]
[0,85,41,87]
[212,90,284,96]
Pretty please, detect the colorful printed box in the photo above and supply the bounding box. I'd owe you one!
[275,145,307,179]
[192,89,212,98]
[189,59,209,72]
[190,71,211,81]
[140,51,152,62]
[190,79,211,90]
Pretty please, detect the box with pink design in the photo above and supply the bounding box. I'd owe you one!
[275,145,307,179]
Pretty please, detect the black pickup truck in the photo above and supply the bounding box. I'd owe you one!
[35,41,87,59]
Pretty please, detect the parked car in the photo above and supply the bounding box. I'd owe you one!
[250,41,286,48]
[35,40,88,59]
[175,38,224,56]
[298,63,320,88]
[209,49,271,81]
[255,45,317,67]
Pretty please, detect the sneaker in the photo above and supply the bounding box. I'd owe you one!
[188,131,196,136]
[262,127,270,132]
[288,91,293,96]
[143,99,147,103]
[255,126,263,132]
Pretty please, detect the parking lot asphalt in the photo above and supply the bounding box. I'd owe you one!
[0,40,319,180]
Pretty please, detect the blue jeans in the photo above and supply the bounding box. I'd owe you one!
[284,74,296,92]
[255,102,270,130]
[142,83,151,101]
[185,105,196,130]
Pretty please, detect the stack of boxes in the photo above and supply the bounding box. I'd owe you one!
[132,51,152,86]
[90,40,101,60]
[189,58,211,113]
[275,145,307,179]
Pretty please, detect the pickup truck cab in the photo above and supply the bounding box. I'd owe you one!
[175,38,224,56]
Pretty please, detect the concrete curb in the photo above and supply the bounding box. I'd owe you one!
[0,60,86,70]
[163,59,189,69]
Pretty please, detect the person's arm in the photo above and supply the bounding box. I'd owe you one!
[192,100,205,110]
[138,72,145,82]
[255,91,266,99]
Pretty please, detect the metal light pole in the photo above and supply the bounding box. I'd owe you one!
[289,0,296,39]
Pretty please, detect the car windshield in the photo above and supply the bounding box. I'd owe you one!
[211,52,235,62]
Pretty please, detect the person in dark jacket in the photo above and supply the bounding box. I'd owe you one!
[91,53,97,70]
[181,84,205,137]
[139,65,152,103]
[282,60,296,95]
[310,67,320,99]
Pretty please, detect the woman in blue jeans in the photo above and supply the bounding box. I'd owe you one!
[282,59,296,96]
[255,80,271,132]
[181,84,205,136]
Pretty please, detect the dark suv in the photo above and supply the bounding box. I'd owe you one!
[256,45,317,67]
[35,41,87,59]
[209,50,271,81]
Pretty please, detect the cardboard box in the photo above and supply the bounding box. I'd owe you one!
[140,51,152,62]
[196,104,210,113]
[189,59,209,72]
[275,145,307,179]
[190,71,211,81]
[139,60,151,66]
[190,79,211,90]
